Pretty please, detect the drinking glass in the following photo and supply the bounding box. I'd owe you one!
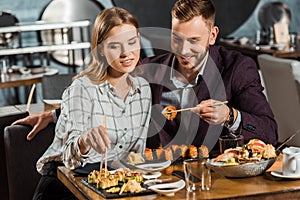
[219,134,244,154]
[183,158,211,192]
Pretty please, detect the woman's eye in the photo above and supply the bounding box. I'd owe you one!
[128,39,137,45]
[108,44,120,49]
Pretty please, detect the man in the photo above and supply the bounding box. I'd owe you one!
[141,0,278,151]
[13,0,278,152]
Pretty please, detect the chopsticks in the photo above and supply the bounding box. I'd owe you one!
[165,101,228,113]
[100,115,108,177]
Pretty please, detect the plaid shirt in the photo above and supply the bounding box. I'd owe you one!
[36,75,152,174]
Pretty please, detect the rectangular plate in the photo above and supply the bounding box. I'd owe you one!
[81,178,155,199]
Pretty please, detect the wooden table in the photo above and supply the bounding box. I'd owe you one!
[0,103,59,116]
[0,67,58,89]
[57,155,300,200]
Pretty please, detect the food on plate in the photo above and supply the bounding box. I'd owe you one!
[165,147,173,161]
[161,105,177,120]
[106,187,121,193]
[127,152,145,165]
[262,144,277,159]
[199,145,209,158]
[214,139,276,165]
[155,147,165,160]
[87,168,144,191]
[247,139,266,154]
[119,179,146,195]
[171,144,180,153]
[180,144,189,158]
[189,145,198,158]
[144,144,208,162]
[144,148,153,161]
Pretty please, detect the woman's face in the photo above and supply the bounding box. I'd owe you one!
[102,24,140,76]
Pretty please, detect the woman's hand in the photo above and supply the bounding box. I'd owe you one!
[12,111,54,141]
[191,99,229,125]
[78,126,111,155]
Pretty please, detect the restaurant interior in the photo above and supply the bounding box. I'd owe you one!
[1,0,300,200]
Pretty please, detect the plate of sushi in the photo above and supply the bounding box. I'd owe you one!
[83,168,155,198]
[143,144,209,163]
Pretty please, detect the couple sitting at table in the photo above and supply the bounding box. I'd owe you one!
[13,0,278,199]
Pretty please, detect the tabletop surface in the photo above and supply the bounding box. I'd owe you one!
[0,67,58,89]
[57,154,300,200]
[218,38,300,59]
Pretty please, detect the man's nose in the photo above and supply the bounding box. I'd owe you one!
[179,41,191,55]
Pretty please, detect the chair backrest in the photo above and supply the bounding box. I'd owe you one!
[4,123,55,200]
[0,111,28,200]
[258,54,300,146]
[42,73,74,100]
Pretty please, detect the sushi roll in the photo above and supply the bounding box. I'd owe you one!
[165,147,173,161]
[189,145,198,158]
[144,148,153,161]
[180,144,189,158]
[155,147,165,160]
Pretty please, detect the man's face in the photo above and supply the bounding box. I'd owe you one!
[171,16,218,71]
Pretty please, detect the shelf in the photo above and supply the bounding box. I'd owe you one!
[0,20,90,33]
[0,42,90,56]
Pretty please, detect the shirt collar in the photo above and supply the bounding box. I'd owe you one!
[98,75,140,95]
[170,52,209,88]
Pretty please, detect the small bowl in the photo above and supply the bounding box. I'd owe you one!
[207,158,276,178]
[148,180,185,196]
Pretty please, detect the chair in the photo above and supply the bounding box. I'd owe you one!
[4,123,55,200]
[257,54,300,146]
[42,73,74,101]
[0,111,28,200]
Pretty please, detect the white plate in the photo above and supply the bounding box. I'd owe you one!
[134,160,171,172]
[142,172,161,180]
[148,180,185,196]
[271,170,300,179]
[43,99,62,105]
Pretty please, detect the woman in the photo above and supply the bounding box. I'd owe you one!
[33,7,151,200]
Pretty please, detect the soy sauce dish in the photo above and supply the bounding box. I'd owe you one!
[148,180,185,196]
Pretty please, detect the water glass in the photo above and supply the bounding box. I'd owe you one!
[183,158,211,192]
[219,134,244,154]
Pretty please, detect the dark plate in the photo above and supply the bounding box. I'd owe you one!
[81,178,155,199]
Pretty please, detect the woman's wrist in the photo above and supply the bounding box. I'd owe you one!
[78,137,90,155]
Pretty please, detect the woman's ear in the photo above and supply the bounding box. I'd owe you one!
[209,26,219,45]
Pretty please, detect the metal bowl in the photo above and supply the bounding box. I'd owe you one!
[207,158,276,178]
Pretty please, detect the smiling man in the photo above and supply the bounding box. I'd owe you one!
[142,0,278,151]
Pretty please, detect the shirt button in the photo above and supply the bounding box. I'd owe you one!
[124,128,127,132]
[119,145,123,149]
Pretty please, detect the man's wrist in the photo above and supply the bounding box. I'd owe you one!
[224,106,234,128]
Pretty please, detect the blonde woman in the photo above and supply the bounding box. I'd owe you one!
[33,7,151,200]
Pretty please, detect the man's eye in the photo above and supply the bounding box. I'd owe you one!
[173,36,181,42]
[189,39,198,44]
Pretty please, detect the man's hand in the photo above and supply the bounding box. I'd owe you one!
[12,111,54,141]
[191,99,230,125]
[78,126,111,155]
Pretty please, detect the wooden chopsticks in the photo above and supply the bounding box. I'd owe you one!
[100,115,108,177]
[165,101,228,114]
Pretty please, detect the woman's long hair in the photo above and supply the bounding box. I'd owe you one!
[73,7,139,84]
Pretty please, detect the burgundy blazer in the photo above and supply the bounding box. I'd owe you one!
[141,45,278,150]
